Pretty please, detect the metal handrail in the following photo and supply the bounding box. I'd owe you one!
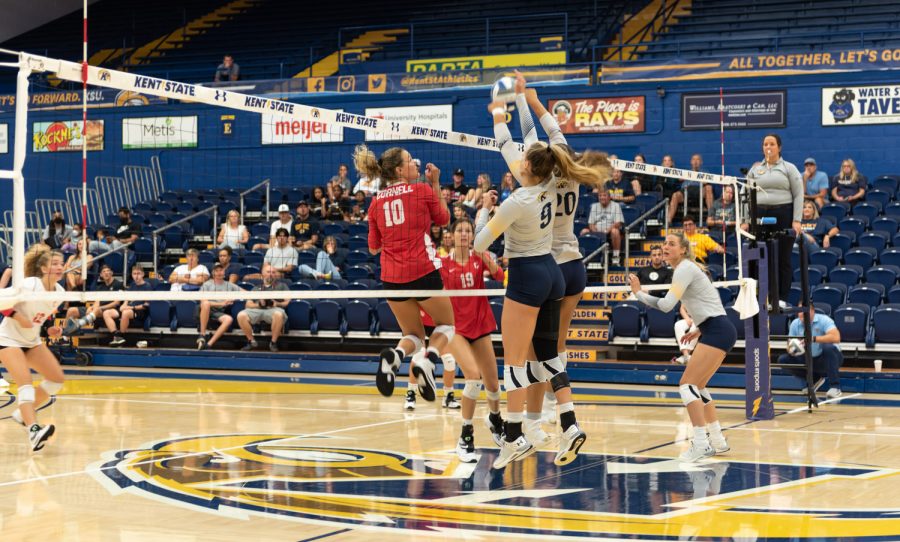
[239,178,271,224]
[582,241,611,308]
[624,198,669,278]
[151,204,217,277]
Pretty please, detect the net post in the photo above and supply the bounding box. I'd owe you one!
[743,241,774,420]
[10,56,31,288]
[797,233,818,410]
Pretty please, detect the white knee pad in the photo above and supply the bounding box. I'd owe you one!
[679,383,702,406]
[441,353,456,372]
[17,384,35,405]
[431,324,455,344]
[541,356,565,376]
[504,364,539,392]
[462,380,482,400]
[527,360,550,382]
[558,351,568,369]
[40,380,63,396]
[401,334,424,356]
[699,388,713,404]
[485,388,501,402]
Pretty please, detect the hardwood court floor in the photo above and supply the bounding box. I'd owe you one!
[0,367,898,541]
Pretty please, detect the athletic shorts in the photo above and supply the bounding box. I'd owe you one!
[558,259,587,297]
[506,254,565,308]
[243,308,286,326]
[382,269,443,302]
[698,315,737,353]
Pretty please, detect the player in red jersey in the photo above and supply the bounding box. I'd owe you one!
[354,145,454,402]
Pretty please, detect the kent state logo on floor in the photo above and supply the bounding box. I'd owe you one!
[90,433,900,540]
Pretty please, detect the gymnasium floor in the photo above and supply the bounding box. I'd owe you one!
[0,367,897,541]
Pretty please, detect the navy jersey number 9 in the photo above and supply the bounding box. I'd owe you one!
[540,202,553,228]
[556,191,576,217]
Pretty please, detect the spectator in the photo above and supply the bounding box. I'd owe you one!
[324,185,351,221]
[113,207,140,250]
[800,200,838,248]
[217,246,241,283]
[445,169,470,203]
[669,154,714,223]
[213,54,240,82]
[673,305,698,364]
[635,245,672,297]
[0,266,10,289]
[88,228,112,254]
[65,264,122,331]
[62,222,83,253]
[169,248,209,291]
[429,224,443,247]
[451,202,468,223]
[830,158,867,206]
[605,168,635,204]
[291,200,320,250]
[629,153,654,194]
[689,154,715,210]
[802,157,829,209]
[582,189,624,265]
[197,263,242,350]
[438,229,454,257]
[236,263,289,352]
[298,235,345,280]
[105,265,151,346]
[64,239,92,291]
[440,186,453,207]
[349,201,367,223]
[353,173,380,195]
[327,163,352,199]
[498,171,516,203]
[267,204,294,248]
[264,228,298,279]
[309,186,328,218]
[217,209,249,250]
[681,215,724,263]
[777,301,843,399]
[463,173,492,208]
[707,184,738,229]
[43,215,72,250]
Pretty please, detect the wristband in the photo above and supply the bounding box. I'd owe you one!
[491,106,507,117]
[1,309,16,318]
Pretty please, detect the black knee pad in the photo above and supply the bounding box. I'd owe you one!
[532,337,558,363]
[549,371,570,392]
[531,298,561,358]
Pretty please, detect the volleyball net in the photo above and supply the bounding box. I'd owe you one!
[0,49,752,309]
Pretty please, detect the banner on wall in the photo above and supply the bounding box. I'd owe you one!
[406,51,566,72]
[32,120,104,152]
[364,105,453,141]
[547,96,645,134]
[682,90,786,130]
[122,116,198,149]
[602,46,900,83]
[261,110,344,144]
[0,124,7,154]
[822,84,900,126]
[0,89,165,112]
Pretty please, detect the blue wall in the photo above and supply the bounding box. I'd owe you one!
[2,68,899,215]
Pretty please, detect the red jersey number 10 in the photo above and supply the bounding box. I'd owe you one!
[383,200,405,227]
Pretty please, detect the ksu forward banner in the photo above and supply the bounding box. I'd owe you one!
[547,96,645,134]
[261,110,344,144]
[822,84,900,126]
[122,116,198,149]
[33,120,104,152]
[364,105,452,141]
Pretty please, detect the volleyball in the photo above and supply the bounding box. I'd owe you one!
[491,76,516,106]
[787,338,805,357]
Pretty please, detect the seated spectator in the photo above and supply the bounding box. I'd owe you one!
[445,169,470,203]
[197,263,242,350]
[349,202,367,223]
[802,157,829,209]
[0,266,10,289]
[217,246,241,283]
[113,207,140,250]
[830,158,867,206]
[463,173,492,208]
[43,214,72,250]
[777,301,843,399]
[259,205,293,250]
[681,215,723,263]
[169,248,210,291]
[352,189,368,210]
[62,222,83,253]
[800,200,838,248]
[264,228,298,279]
[88,228,112,254]
[707,185,738,229]
[64,239,93,291]
[438,229,454,258]
[309,186,328,218]
[451,203,468,223]
[105,265,151,346]
[668,155,712,223]
[498,171,516,203]
[236,263,289,352]
[353,174,380,195]
[635,245,672,297]
[65,264,122,330]
[628,153,654,194]
[440,186,453,207]
[217,209,249,250]
[292,200,320,250]
[581,189,624,265]
[213,54,239,82]
[689,154,715,210]
[673,305,698,364]
[298,235,344,280]
[327,163,352,200]
[429,224,443,247]
[324,185,351,221]
[605,168,635,205]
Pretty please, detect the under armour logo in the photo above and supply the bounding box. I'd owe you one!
[215,91,226,102]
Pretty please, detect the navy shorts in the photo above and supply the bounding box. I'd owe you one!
[506,254,565,308]
[698,315,737,353]
[558,259,587,297]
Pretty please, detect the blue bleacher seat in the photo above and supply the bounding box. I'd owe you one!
[345,266,371,281]
[578,235,603,256]
[769,313,789,336]
[621,205,641,227]
[348,222,368,237]
[133,238,154,264]
[820,203,847,223]
[237,265,260,280]
[174,300,198,330]
[646,307,676,338]
[346,281,369,290]
[828,232,854,254]
[848,283,885,307]
[858,231,889,251]
[838,217,867,237]
[345,300,374,333]
[148,300,173,328]
[347,236,368,251]
[247,236,267,249]
[844,247,876,268]
[376,301,401,332]
[872,217,899,235]
[882,248,900,268]
[345,250,370,266]
[795,264,825,285]
[289,281,312,291]
[297,250,317,267]
[717,287,733,306]
[242,251,264,267]
[809,249,839,269]
[610,303,641,338]
[315,281,341,290]
[873,176,899,196]
[866,190,891,209]
[314,300,344,333]
[810,283,846,309]
[834,303,869,342]
[322,222,348,236]
[866,265,900,290]
[190,214,212,236]
[852,202,880,222]
[250,223,270,237]
[873,305,900,343]
[886,202,900,219]
[889,286,900,304]
[828,265,861,287]
[287,300,314,331]
[198,250,215,267]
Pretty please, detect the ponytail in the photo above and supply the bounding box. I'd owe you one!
[353,144,407,184]
[524,141,611,188]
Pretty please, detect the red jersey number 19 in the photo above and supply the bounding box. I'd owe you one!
[383,200,405,227]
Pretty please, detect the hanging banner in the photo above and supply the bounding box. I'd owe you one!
[547,96,645,134]
[261,110,344,144]
[0,89,165,112]
[122,116,198,149]
[32,120,104,152]
[364,104,453,141]
[682,90,786,130]
[822,84,900,126]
